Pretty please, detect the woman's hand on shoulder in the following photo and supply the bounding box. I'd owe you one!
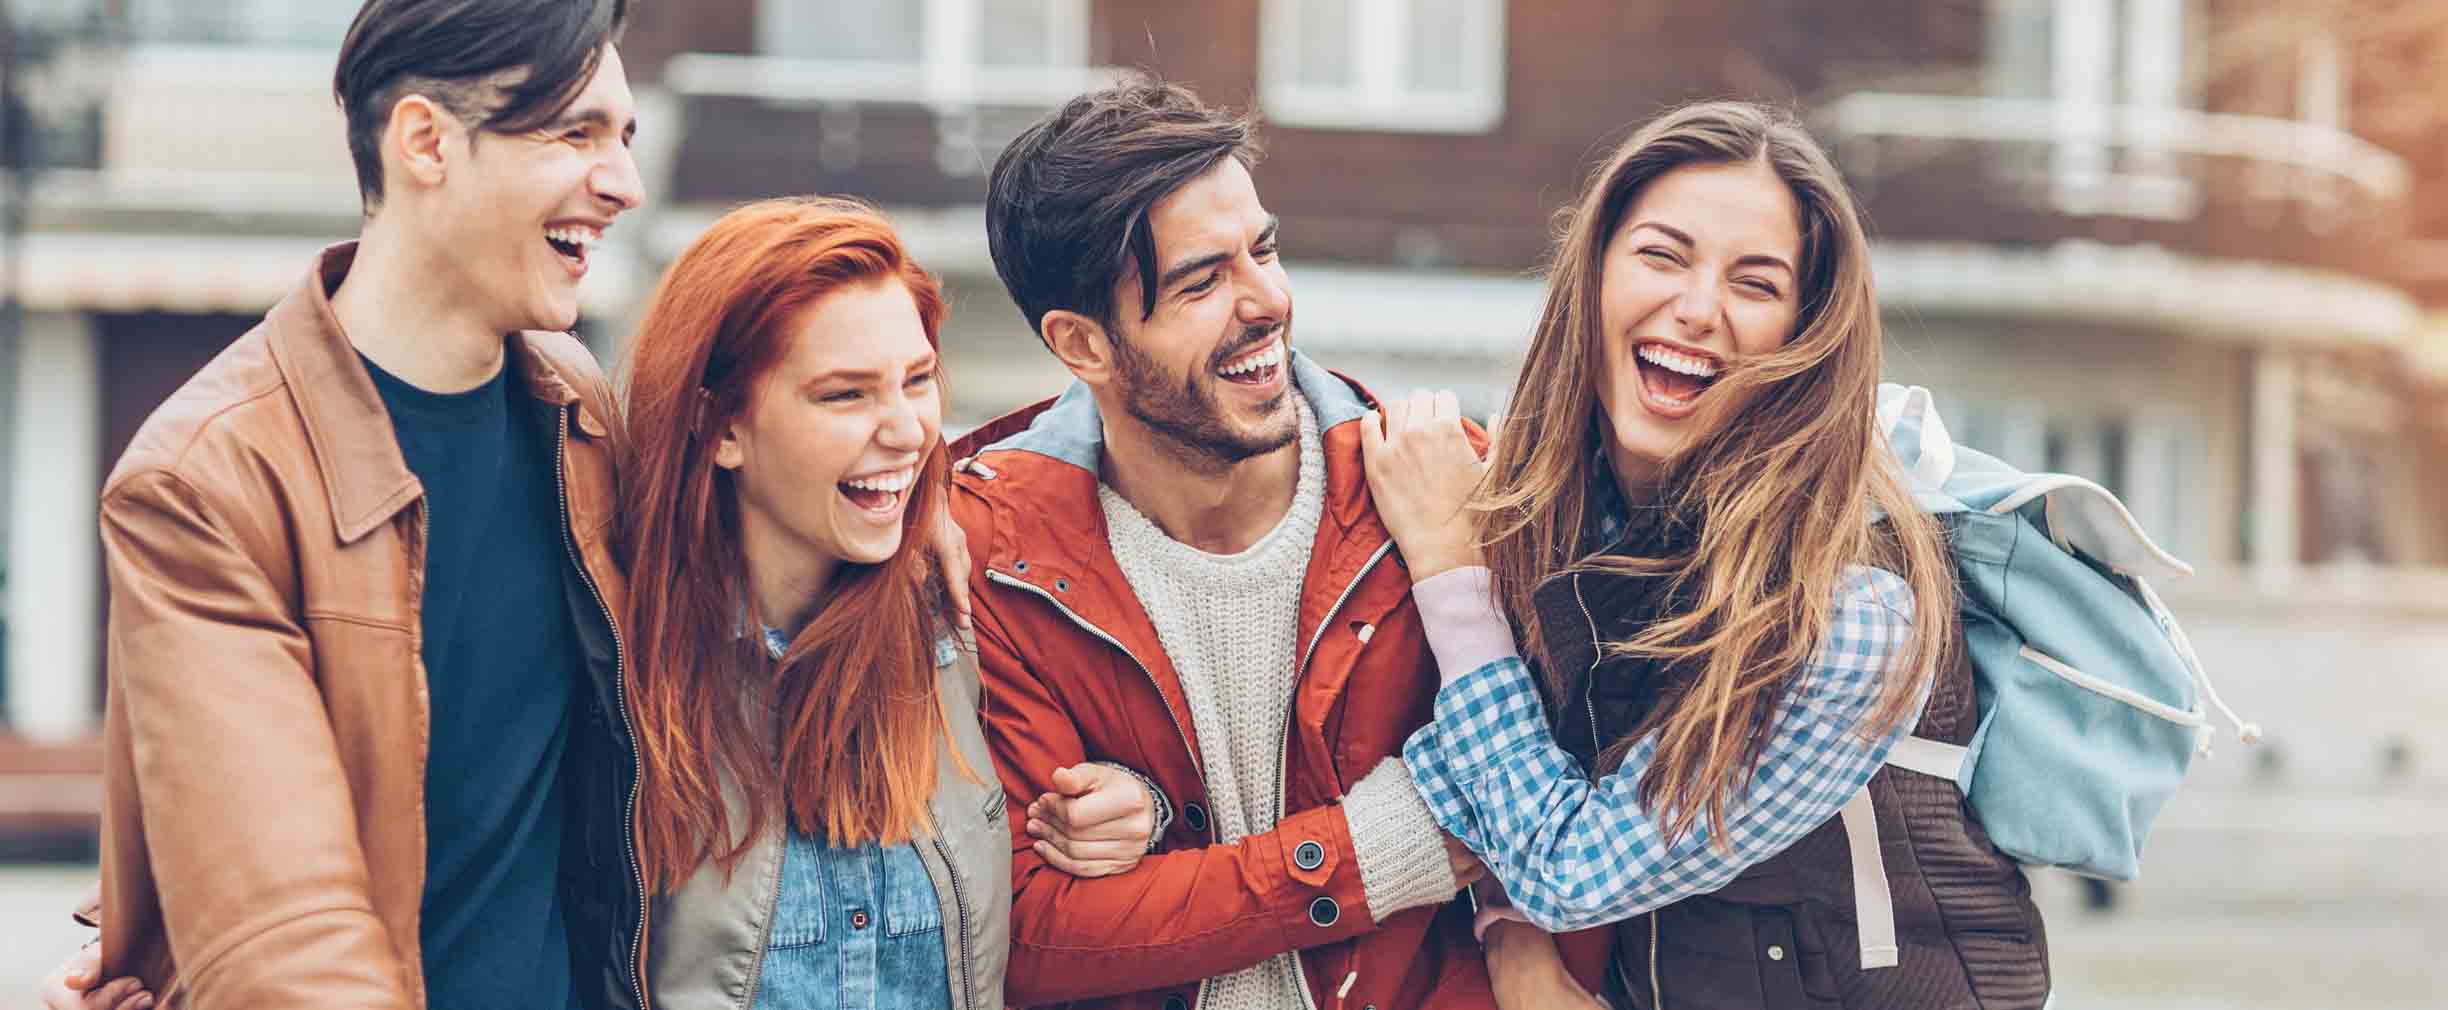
[1359,389,1489,582]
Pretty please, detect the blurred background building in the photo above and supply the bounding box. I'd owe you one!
[2,1,2442,1005]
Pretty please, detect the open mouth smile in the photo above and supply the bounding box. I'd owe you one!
[545,222,604,278]
[1216,336,1286,389]
[839,466,916,517]
[1633,340,1722,419]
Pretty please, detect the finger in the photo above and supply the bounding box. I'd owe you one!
[1047,764,1096,798]
[64,943,101,988]
[1485,408,1506,445]
[1407,388,1437,434]
[109,986,156,1010]
[1359,409,1385,461]
[943,561,973,632]
[1058,778,1144,827]
[1382,394,1409,435]
[83,979,137,1010]
[1432,389,1461,426]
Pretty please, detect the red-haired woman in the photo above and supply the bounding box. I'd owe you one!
[619,197,1151,1010]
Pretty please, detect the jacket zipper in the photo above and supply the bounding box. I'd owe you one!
[926,832,978,1010]
[552,410,650,1010]
[1279,539,1394,1010]
[1572,574,1603,760]
[982,566,1208,1008]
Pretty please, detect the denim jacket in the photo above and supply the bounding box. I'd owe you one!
[645,630,1011,1010]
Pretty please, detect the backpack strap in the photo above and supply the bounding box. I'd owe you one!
[1840,789,1901,969]
[1886,736,1971,786]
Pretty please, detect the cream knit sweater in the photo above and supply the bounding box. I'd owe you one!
[1102,396,1458,1010]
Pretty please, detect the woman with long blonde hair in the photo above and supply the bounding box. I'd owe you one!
[1365,102,2048,1008]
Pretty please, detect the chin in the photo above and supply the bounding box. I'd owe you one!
[839,531,906,567]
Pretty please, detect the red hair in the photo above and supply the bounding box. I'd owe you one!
[619,197,955,890]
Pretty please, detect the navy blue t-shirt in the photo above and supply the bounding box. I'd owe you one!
[364,354,582,1010]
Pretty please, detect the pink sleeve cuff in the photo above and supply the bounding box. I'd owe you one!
[1410,566,1519,684]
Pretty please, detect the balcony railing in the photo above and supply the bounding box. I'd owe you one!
[1816,91,2410,220]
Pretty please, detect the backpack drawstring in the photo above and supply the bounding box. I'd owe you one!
[2135,577,2263,752]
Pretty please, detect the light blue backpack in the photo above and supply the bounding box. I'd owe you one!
[1839,386,2260,971]
[1874,384,2260,878]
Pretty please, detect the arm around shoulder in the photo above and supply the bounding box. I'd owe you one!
[99,470,414,1009]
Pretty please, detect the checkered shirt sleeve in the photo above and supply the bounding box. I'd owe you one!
[1401,565,1921,933]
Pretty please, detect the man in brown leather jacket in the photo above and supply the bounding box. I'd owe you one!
[50,2,651,1007]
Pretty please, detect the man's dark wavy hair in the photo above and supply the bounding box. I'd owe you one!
[333,0,629,210]
[985,77,1261,338]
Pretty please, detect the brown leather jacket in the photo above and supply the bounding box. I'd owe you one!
[93,244,647,1009]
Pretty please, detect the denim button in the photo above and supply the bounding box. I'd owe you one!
[1308,896,1340,927]
[1182,803,1209,833]
[1015,560,1030,573]
[849,909,870,931]
[1767,943,1786,961]
[1292,840,1325,871]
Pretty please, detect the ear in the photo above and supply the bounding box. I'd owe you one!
[1041,309,1117,384]
[712,421,747,471]
[388,93,456,193]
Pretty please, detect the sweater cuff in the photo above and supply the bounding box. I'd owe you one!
[1411,566,1517,684]
[1091,761,1173,852]
[1343,756,1462,922]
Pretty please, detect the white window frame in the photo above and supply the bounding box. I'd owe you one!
[1258,0,1508,134]
[748,0,1093,106]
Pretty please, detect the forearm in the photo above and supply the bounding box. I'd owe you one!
[1401,568,1922,931]
[1003,802,1376,1003]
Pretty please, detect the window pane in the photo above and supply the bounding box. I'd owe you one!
[982,0,1057,67]
[762,0,923,62]
[1405,0,1470,92]
[1985,0,2053,99]
[127,0,354,46]
[1295,0,1356,89]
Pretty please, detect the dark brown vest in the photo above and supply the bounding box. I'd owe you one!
[1535,553,2050,1010]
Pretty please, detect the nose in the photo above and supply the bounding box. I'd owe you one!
[1670,274,1721,338]
[875,388,928,454]
[1237,259,1290,326]
[593,140,648,214]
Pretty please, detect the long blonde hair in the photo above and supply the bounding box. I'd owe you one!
[1477,101,1955,848]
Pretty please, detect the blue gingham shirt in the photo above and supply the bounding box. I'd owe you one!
[1401,565,1920,933]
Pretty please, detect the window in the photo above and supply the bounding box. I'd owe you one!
[759,0,1089,79]
[1985,0,2196,218]
[1260,0,1506,133]
[126,0,357,48]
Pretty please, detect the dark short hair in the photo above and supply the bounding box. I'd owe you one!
[333,0,630,209]
[985,78,1260,337]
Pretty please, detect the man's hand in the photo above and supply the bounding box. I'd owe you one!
[38,943,154,1010]
[1359,389,1489,583]
[1484,919,1608,1010]
[1026,763,1158,877]
[928,504,973,631]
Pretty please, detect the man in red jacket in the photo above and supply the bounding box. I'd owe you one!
[951,78,1569,1010]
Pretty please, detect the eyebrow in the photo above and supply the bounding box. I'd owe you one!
[549,107,639,141]
[1630,220,1794,276]
[800,352,940,388]
[1156,215,1282,294]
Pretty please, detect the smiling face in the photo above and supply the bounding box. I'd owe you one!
[1100,157,1296,466]
[1595,158,1805,484]
[425,44,645,334]
[717,278,943,570]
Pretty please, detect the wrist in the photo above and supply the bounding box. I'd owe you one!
[1402,542,1485,584]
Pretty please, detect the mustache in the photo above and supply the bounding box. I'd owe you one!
[1207,323,1285,371]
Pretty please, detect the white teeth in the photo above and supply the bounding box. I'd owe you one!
[1219,342,1286,377]
[545,226,602,249]
[842,468,914,493]
[1638,344,1719,379]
